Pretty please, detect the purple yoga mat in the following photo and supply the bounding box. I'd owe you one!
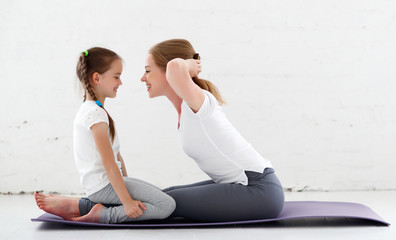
[31,201,390,227]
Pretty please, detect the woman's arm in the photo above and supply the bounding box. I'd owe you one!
[117,152,128,177]
[91,122,146,218]
[166,58,204,113]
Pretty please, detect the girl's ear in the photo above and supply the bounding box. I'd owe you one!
[91,72,100,85]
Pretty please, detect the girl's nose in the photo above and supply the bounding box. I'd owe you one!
[141,74,147,82]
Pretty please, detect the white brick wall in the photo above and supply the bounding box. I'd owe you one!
[1,0,395,193]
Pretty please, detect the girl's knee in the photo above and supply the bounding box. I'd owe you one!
[169,196,176,212]
[158,196,176,219]
[166,196,176,216]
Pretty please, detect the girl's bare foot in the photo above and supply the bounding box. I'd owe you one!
[71,203,104,223]
[34,192,81,220]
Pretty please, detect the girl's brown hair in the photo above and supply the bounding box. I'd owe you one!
[76,47,120,142]
[149,39,225,105]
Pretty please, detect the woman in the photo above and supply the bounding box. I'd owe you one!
[35,39,284,222]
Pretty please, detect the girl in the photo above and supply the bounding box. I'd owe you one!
[62,47,175,223]
[35,41,284,222]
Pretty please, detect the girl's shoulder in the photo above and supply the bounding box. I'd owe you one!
[78,101,107,115]
[75,101,109,128]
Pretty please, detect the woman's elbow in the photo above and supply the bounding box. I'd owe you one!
[166,59,188,85]
[166,58,186,73]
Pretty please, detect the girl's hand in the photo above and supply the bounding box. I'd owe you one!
[186,59,202,78]
[124,200,147,219]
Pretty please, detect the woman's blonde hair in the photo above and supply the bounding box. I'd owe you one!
[149,39,225,105]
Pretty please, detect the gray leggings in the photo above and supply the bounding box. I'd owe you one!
[87,177,175,223]
[80,168,284,222]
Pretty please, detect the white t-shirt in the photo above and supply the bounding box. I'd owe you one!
[73,101,121,196]
[179,90,272,185]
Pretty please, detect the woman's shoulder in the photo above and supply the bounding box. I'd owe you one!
[202,90,220,106]
[184,90,221,119]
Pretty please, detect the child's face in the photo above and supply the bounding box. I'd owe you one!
[98,59,123,98]
[141,54,168,98]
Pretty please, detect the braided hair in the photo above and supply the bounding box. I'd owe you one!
[76,47,119,142]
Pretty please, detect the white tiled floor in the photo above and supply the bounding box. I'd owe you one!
[2,191,395,240]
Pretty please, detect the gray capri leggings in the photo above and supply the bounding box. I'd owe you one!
[79,168,284,222]
[86,177,175,224]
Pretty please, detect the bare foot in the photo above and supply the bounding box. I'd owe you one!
[34,192,81,220]
[71,203,104,223]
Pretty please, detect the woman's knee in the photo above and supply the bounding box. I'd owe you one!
[263,186,285,218]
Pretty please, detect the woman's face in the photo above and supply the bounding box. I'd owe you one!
[140,54,168,98]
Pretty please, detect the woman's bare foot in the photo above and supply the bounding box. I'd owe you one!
[71,203,104,223]
[34,192,81,220]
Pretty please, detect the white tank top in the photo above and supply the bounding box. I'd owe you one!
[178,90,272,185]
